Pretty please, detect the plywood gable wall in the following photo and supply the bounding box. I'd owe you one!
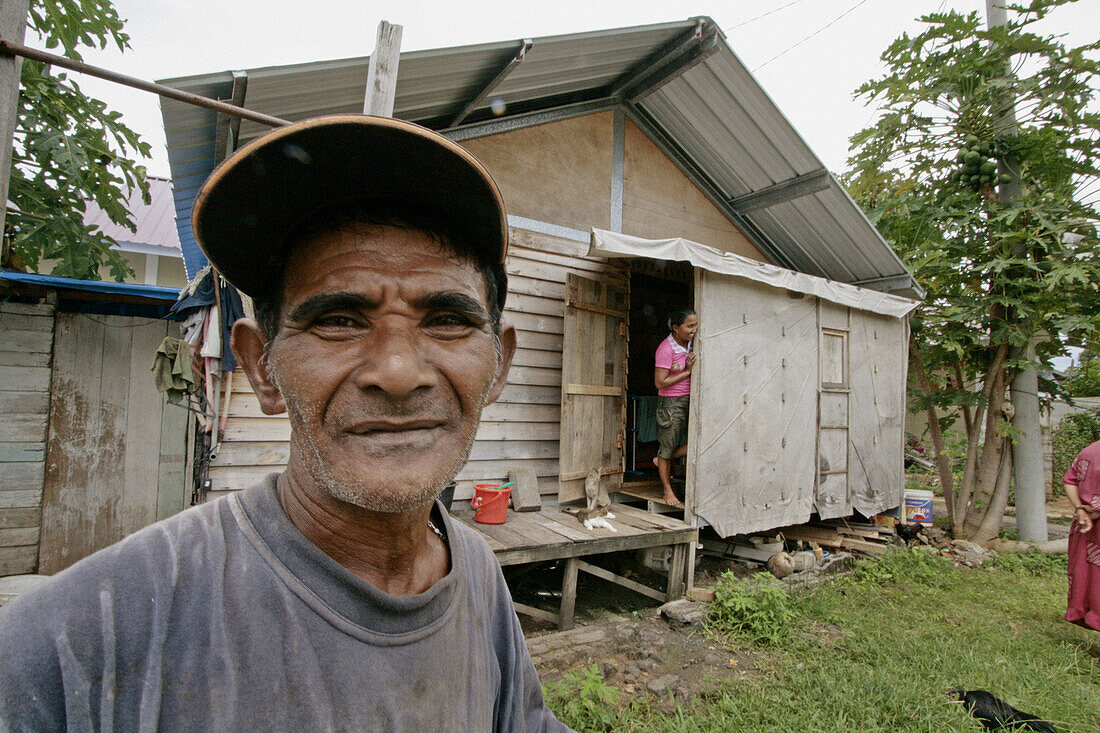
[622,119,766,262]
[459,112,614,233]
[459,111,767,265]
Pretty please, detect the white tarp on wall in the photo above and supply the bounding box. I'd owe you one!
[590,229,918,319]
[848,310,908,516]
[686,274,819,536]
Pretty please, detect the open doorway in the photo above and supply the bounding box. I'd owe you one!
[625,259,694,498]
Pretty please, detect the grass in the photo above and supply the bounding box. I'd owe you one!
[543,548,1100,732]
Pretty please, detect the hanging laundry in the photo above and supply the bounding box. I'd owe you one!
[166,267,247,374]
[151,337,200,404]
[218,283,246,372]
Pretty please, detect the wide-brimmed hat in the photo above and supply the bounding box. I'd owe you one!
[191,114,508,299]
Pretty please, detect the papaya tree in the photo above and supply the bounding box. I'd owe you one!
[846,0,1100,541]
[3,0,149,281]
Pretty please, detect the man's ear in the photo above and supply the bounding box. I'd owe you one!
[231,318,286,415]
[484,321,516,406]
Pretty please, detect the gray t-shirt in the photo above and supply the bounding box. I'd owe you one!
[0,476,568,732]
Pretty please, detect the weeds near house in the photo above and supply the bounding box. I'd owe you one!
[706,573,796,645]
[542,664,625,732]
[847,545,954,587]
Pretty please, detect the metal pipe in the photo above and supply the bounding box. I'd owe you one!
[0,38,290,128]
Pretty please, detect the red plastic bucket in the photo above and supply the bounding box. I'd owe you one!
[470,483,512,524]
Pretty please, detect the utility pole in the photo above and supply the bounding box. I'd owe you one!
[986,0,1048,542]
[0,0,28,267]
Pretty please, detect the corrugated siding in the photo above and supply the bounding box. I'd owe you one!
[0,302,53,576]
[206,227,626,503]
[82,177,181,255]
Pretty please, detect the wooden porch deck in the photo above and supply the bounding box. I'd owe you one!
[450,502,697,630]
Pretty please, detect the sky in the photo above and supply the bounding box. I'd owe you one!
[63,0,1100,179]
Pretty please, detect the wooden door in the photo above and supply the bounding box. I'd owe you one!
[557,274,627,503]
[37,313,188,573]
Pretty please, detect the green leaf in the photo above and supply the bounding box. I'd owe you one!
[4,0,146,283]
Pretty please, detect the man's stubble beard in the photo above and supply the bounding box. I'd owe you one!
[268,356,495,513]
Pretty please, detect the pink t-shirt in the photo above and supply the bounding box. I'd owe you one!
[655,334,691,397]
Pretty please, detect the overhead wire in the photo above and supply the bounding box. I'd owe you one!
[752,0,874,72]
[722,0,812,32]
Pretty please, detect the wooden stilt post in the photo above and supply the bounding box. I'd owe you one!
[0,0,28,267]
[559,557,579,631]
[363,20,402,117]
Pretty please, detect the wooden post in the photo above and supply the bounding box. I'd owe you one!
[0,0,28,266]
[665,543,685,599]
[558,557,579,631]
[363,20,402,117]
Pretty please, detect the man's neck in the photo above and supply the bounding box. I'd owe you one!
[276,468,449,596]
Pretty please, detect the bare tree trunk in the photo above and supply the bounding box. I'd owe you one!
[958,401,984,518]
[971,449,1013,543]
[964,436,1007,536]
[957,347,1009,533]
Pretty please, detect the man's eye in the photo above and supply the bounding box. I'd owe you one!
[314,314,360,329]
[426,313,476,330]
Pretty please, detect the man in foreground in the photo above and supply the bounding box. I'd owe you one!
[0,115,569,731]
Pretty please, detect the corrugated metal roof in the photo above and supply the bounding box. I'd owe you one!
[158,17,918,296]
[82,176,181,255]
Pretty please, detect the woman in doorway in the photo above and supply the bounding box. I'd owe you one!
[653,308,698,508]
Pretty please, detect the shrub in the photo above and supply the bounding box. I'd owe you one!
[1052,408,1100,486]
[542,664,623,732]
[706,574,796,645]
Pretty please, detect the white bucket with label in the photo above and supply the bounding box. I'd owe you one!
[904,489,934,526]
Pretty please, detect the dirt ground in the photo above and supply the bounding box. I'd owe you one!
[515,555,765,703]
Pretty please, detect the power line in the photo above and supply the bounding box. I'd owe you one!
[752,0,874,72]
[723,0,812,32]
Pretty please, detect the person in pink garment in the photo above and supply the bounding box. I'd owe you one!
[653,308,698,508]
[1063,438,1100,631]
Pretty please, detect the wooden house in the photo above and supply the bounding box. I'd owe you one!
[159,18,921,543]
[0,178,191,577]
[0,274,187,577]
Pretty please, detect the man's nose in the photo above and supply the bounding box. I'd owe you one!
[352,323,437,398]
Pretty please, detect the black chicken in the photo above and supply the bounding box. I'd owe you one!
[896,522,923,543]
[950,689,1057,732]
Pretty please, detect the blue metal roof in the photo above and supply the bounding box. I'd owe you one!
[0,270,181,301]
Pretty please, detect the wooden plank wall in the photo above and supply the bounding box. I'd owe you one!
[208,227,627,503]
[36,313,187,574]
[0,302,54,576]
